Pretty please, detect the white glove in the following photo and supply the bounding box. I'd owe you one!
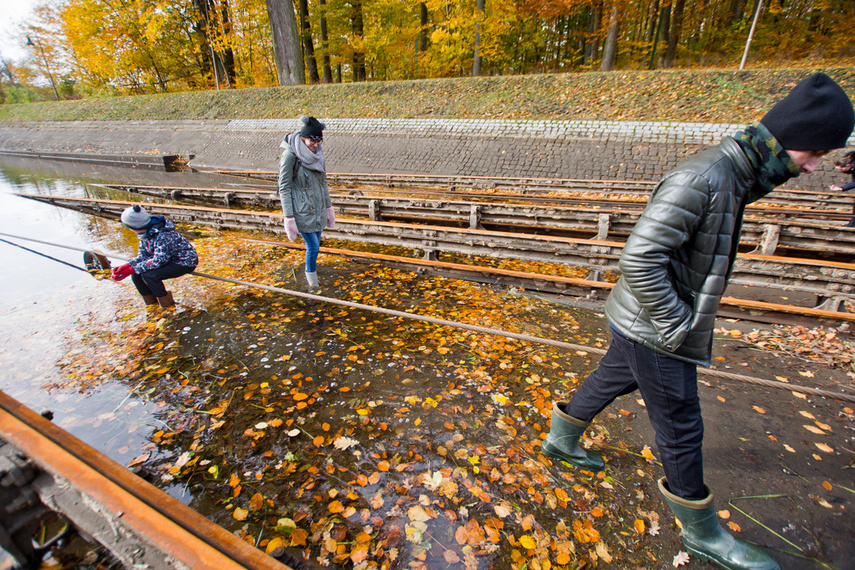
[284,217,298,240]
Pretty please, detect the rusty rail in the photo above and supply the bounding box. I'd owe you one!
[0,391,291,570]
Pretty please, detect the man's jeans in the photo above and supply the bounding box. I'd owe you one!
[565,325,705,499]
[132,262,195,298]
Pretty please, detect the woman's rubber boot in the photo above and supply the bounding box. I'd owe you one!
[658,478,780,570]
[142,294,158,306]
[157,291,175,308]
[305,271,319,289]
[541,401,604,471]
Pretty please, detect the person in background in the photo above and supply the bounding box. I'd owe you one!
[111,205,198,308]
[278,116,335,290]
[829,150,855,226]
[541,73,854,570]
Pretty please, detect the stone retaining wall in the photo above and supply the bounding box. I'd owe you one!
[1,118,851,189]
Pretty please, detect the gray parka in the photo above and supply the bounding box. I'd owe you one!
[604,137,764,367]
[278,133,331,234]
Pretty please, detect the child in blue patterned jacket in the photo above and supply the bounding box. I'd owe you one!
[111,205,198,308]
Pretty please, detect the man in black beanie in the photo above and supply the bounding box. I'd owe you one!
[542,73,853,570]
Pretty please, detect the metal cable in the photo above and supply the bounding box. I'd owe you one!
[1,230,853,404]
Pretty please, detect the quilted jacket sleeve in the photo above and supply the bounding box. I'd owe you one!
[617,171,711,350]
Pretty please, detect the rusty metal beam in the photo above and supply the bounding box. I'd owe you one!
[0,391,291,570]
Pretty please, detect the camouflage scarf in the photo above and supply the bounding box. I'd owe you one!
[733,122,799,204]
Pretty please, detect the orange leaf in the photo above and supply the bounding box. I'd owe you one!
[329,501,345,514]
[634,519,645,534]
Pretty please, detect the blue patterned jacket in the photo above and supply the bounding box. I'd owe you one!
[128,216,198,274]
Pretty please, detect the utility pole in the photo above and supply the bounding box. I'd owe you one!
[26,36,59,100]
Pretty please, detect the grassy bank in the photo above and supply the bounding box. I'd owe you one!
[2,68,855,124]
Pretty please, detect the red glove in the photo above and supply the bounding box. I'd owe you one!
[111,263,135,281]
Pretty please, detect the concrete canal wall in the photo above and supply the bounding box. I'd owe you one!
[1,118,851,190]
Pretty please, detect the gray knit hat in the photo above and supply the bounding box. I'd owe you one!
[120,205,151,231]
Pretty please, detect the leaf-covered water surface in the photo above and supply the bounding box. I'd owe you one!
[45,231,855,570]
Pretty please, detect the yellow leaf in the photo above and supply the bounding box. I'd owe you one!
[751,406,766,414]
[233,507,248,521]
[519,535,536,550]
[641,446,656,461]
[803,425,826,435]
[815,442,834,453]
[595,541,612,563]
[798,370,815,378]
[784,444,796,453]
[265,537,283,554]
[415,417,421,426]
[799,411,816,419]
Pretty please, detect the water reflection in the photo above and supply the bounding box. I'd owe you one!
[0,156,232,478]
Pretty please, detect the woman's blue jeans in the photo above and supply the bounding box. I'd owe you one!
[565,325,705,499]
[301,231,322,272]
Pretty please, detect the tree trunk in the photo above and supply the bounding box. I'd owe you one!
[319,0,332,83]
[473,0,485,76]
[192,0,215,87]
[266,0,304,85]
[298,0,320,83]
[351,1,366,81]
[664,0,684,68]
[600,5,619,71]
[656,1,671,69]
[646,0,660,42]
[220,0,236,86]
[419,2,429,52]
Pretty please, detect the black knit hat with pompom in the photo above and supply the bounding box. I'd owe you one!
[300,116,325,141]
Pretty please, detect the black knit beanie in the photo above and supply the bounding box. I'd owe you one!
[760,73,854,151]
[300,116,325,140]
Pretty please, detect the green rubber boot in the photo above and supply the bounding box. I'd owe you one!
[541,401,604,471]
[658,478,780,570]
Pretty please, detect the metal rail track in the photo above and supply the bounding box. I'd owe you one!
[17,194,855,320]
[96,183,855,257]
[197,168,855,211]
[0,391,291,570]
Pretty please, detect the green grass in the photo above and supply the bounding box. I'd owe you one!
[2,67,855,124]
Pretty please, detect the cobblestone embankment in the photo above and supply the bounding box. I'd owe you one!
[1,118,851,189]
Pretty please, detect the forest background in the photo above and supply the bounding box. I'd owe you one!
[1,0,854,105]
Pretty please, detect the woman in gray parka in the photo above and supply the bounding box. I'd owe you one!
[278,116,335,289]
